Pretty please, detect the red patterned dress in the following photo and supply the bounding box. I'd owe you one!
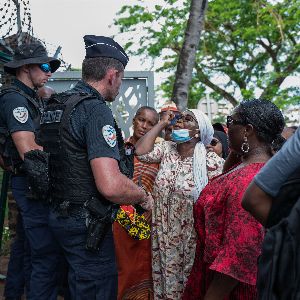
[183,163,265,300]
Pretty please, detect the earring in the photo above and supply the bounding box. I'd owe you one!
[195,134,199,138]
[241,136,250,153]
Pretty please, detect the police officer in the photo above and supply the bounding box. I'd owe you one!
[0,42,61,300]
[39,35,152,299]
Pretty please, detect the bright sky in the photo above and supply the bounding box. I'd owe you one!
[21,0,300,112]
[30,0,147,71]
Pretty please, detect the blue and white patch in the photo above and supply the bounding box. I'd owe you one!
[102,125,117,147]
[13,107,28,123]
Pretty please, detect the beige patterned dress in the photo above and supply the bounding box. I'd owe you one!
[138,141,223,300]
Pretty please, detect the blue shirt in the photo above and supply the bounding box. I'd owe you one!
[69,81,120,162]
[0,79,37,133]
[254,127,300,197]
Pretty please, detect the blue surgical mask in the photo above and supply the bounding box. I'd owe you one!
[171,129,193,143]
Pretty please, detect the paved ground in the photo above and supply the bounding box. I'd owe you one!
[0,254,66,300]
[0,255,10,300]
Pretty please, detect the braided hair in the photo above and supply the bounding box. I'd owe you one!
[238,99,285,145]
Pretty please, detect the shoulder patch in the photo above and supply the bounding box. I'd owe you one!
[102,125,117,147]
[13,107,28,123]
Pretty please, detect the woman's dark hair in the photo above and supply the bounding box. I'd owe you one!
[271,135,286,153]
[213,123,226,134]
[238,99,285,144]
[213,130,229,158]
[134,106,159,124]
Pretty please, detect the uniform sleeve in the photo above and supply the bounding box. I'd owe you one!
[254,127,300,197]
[84,102,120,161]
[136,140,167,164]
[1,92,35,133]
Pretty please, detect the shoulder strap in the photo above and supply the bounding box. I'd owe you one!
[0,85,40,111]
[59,92,94,130]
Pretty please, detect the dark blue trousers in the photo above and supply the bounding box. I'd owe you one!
[10,176,59,300]
[4,212,31,298]
[49,210,118,300]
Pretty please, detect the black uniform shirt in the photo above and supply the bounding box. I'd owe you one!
[0,79,37,133]
[69,81,120,162]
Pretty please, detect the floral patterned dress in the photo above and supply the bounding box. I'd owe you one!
[138,141,223,300]
[183,163,265,300]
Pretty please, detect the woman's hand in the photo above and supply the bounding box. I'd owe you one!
[160,110,175,127]
[135,110,176,156]
[140,193,154,211]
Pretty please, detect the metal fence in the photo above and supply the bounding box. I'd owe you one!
[47,71,155,139]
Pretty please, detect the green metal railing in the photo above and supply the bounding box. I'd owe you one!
[0,170,9,251]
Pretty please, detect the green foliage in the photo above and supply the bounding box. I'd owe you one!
[114,0,300,108]
[1,225,10,255]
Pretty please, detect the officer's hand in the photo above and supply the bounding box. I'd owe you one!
[140,193,154,211]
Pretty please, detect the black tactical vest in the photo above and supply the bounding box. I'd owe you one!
[0,85,42,167]
[40,92,130,206]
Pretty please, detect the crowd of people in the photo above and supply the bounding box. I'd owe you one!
[0,34,299,300]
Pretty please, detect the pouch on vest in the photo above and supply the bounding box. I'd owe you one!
[23,149,50,202]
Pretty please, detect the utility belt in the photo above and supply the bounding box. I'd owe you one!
[51,200,87,218]
[51,197,116,252]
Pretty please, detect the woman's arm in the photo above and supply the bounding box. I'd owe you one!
[135,113,170,156]
[242,181,273,225]
[204,272,238,300]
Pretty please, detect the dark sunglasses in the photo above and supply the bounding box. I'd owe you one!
[210,139,220,146]
[226,115,245,128]
[39,63,52,73]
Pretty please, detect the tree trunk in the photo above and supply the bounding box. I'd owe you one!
[172,0,208,111]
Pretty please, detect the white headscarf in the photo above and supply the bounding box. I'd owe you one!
[187,109,214,201]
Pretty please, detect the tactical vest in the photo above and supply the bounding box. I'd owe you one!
[0,85,42,167]
[40,92,129,206]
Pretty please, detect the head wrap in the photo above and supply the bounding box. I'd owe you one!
[188,109,214,200]
[160,100,180,113]
[213,130,229,158]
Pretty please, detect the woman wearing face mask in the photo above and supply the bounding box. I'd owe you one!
[183,99,285,300]
[135,109,222,300]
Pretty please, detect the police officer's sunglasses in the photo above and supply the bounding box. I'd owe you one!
[38,63,52,73]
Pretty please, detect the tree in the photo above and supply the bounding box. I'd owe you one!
[172,0,208,111]
[114,0,300,109]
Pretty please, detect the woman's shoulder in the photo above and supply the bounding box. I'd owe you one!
[234,162,265,176]
[206,151,225,179]
[215,163,266,189]
[156,140,176,151]
[206,151,225,166]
